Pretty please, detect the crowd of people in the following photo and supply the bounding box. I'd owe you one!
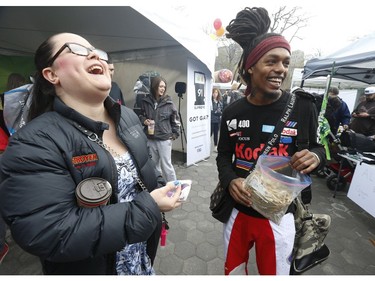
[0,5,375,276]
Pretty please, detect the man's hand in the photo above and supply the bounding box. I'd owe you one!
[290,149,320,174]
[228,177,252,207]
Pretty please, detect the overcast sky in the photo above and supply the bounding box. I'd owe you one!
[7,0,375,58]
[170,0,374,57]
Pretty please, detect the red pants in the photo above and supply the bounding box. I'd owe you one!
[223,208,295,275]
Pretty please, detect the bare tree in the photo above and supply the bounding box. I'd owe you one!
[215,37,242,75]
[305,48,323,62]
[212,5,312,86]
[269,6,310,45]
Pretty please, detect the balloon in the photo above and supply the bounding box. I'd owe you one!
[215,26,225,37]
[209,33,217,40]
[213,18,222,30]
[213,69,233,83]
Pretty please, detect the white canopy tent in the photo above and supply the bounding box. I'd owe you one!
[0,5,218,164]
[292,69,369,90]
[302,32,375,85]
[301,33,375,113]
[0,5,216,72]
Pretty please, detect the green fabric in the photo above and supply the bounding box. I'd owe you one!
[319,116,331,160]
[0,55,34,93]
[317,75,333,161]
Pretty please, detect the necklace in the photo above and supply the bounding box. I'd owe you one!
[76,124,148,191]
[71,121,170,230]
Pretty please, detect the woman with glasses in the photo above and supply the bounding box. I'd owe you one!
[0,33,182,275]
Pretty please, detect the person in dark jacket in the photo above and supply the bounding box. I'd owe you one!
[350,86,375,137]
[1,72,26,137]
[107,56,125,106]
[327,86,351,134]
[211,87,223,152]
[215,7,326,275]
[0,72,26,264]
[138,76,180,182]
[0,33,182,275]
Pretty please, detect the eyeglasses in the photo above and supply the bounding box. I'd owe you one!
[48,42,108,66]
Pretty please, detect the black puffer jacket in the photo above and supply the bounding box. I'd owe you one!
[0,97,165,274]
[139,94,180,140]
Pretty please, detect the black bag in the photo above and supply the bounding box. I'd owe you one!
[209,182,235,223]
[339,130,375,152]
[290,197,331,274]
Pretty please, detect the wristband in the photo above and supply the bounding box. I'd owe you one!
[311,152,321,164]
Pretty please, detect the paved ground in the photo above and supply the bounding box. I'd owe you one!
[1,145,375,275]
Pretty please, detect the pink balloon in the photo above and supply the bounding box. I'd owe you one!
[213,18,222,30]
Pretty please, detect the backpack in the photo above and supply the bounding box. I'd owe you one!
[339,130,375,152]
[3,83,33,135]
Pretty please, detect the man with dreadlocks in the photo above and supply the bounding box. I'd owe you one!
[215,7,326,275]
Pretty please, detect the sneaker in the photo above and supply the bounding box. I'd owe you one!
[0,243,9,264]
[214,146,218,153]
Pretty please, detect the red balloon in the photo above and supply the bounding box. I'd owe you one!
[213,18,222,30]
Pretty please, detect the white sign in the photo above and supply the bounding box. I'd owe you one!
[186,59,212,166]
[347,162,375,218]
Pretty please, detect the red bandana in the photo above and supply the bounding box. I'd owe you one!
[245,36,291,70]
[244,36,291,96]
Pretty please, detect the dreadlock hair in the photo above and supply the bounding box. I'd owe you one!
[226,7,289,93]
[226,7,270,86]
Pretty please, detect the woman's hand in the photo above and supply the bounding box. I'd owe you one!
[228,177,252,207]
[150,181,182,211]
[290,149,320,174]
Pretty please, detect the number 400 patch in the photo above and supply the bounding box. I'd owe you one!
[238,120,250,128]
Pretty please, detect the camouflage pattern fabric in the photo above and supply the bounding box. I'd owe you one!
[291,197,331,274]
